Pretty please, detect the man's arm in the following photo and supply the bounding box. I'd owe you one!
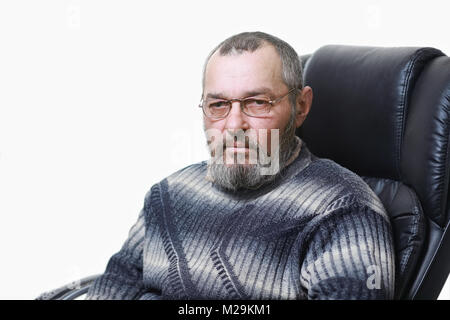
[299,203,395,300]
[85,190,160,300]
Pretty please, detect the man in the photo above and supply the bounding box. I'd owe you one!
[86,31,395,300]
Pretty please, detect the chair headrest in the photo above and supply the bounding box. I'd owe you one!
[298,45,450,227]
[297,45,443,180]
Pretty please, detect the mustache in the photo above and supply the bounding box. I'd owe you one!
[203,128,282,159]
[222,134,259,150]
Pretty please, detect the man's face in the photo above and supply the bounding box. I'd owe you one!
[203,44,293,166]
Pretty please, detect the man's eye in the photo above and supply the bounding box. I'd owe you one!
[246,99,268,107]
[209,102,228,108]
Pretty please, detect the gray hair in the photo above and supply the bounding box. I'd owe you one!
[201,31,304,111]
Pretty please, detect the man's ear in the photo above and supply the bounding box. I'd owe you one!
[295,86,313,128]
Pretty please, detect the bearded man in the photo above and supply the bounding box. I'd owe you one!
[86,31,395,300]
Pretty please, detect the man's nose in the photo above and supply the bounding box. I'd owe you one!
[224,101,249,130]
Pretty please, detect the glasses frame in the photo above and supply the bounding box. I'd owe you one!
[199,87,298,119]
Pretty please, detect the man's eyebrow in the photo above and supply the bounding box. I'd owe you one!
[205,87,275,99]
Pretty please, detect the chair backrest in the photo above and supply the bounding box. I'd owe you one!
[297,45,450,299]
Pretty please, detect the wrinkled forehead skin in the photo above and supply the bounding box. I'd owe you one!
[204,43,288,99]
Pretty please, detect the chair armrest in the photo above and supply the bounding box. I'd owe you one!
[36,274,101,300]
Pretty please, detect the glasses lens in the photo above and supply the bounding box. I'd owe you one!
[243,98,271,116]
[204,100,230,118]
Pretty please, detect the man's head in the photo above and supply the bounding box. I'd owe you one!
[201,31,312,191]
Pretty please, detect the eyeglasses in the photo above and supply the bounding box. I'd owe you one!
[199,88,297,119]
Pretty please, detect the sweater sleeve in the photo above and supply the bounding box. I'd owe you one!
[85,190,162,300]
[299,203,395,300]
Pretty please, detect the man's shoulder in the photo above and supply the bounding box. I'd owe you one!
[166,160,208,182]
[150,160,209,191]
[300,156,369,191]
[300,156,387,218]
[142,160,208,202]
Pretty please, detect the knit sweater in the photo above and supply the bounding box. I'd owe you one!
[86,139,395,300]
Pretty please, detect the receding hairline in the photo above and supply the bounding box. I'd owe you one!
[204,42,284,93]
[218,39,274,55]
[207,40,280,69]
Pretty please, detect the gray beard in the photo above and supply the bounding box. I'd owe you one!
[205,117,298,192]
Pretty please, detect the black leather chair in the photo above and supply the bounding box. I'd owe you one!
[297,45,450,299]
[37,45,450,300]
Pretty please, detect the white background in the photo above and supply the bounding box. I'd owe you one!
[0,0,449,299]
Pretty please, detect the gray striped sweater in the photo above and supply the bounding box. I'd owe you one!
[86,141,395,300]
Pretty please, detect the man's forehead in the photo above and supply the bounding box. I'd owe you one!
[205,86,276,99]
[207,44,281,72]
[204,44,284,95]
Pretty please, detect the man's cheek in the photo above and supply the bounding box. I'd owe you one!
[205,128,224,152]
[255,130,270,154]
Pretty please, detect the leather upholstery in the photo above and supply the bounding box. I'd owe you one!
[362,177,426,299]
[298,45,444,180]
[297,45,450,299]
[401,56,450,227]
